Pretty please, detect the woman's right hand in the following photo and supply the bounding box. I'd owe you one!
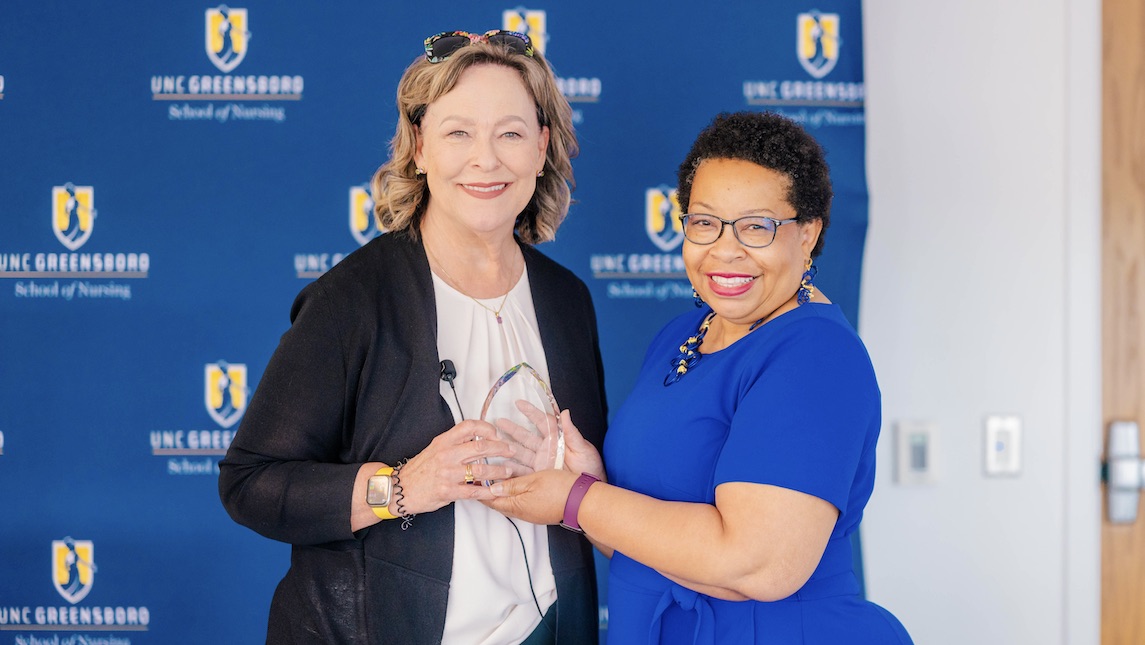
[393,419,528,514]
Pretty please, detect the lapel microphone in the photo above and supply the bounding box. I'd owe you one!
[440,359,457,383]
[439,360,464,420]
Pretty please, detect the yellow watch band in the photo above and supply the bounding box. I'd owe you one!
[372,506,399,520]
[369,467,398,520]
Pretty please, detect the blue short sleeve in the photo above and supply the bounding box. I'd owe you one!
[713,314,880,517]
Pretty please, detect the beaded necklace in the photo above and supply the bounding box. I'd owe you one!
[663,312,767,385]
[663,312,716,385]
[667,261,817,385]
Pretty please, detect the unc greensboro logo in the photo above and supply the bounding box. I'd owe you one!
[503,7,546,55]
[206,5,250,73]
[53,537,97,604]
[797,11,841,79]
[645,186,684,252]
[205,361,248,428]
[349,185,382,246]
[52,183,96,251]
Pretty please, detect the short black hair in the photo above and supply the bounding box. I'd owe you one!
[676,111,833,257]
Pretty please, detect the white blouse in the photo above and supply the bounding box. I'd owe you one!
[433,267,557,645]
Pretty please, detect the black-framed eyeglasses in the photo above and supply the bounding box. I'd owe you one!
[678,213,799,248]
[424,30,534,63]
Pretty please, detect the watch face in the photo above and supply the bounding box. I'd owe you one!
[366,475,392,507]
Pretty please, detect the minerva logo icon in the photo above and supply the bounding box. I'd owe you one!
[205,5,251,73]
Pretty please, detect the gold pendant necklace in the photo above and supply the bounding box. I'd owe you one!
[425,244,513,325]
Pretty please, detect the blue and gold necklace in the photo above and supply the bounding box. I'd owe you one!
[664,312,716,386]
[663,311,766,386]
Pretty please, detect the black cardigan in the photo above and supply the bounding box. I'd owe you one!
[219,232,608,644]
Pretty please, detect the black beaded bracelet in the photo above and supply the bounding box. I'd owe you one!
[392,458,416,530]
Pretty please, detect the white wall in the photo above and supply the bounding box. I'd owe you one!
[859,1,1101,643]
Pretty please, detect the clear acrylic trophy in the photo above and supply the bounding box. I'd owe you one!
[478,362,565,484]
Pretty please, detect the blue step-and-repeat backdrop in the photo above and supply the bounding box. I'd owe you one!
[0,2,866,643]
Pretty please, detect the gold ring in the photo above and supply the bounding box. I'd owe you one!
[464,463,475,484]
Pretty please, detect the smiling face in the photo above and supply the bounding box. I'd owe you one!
[415,64,550,240]
[683,158,822,330]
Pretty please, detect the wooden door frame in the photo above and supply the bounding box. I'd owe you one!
[1066,0,1101,642]
[1099,0,1145,642]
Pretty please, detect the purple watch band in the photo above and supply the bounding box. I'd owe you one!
[559,472,601,533]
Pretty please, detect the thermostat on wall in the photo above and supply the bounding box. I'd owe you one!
[894,420,937,485]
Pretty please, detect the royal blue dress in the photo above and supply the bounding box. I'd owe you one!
[603,303,913,644]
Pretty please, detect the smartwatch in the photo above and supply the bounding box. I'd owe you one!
[367,467,398,520]
[559,472,600,533]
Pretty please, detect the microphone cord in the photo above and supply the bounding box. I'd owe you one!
[441,360,465,421]
[506,514,554,636]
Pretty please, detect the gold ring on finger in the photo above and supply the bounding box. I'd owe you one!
[464,463,475,485]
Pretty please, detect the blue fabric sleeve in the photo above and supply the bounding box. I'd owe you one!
[713,316,879,515]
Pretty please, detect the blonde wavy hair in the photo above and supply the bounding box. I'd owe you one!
[370,41,578,244]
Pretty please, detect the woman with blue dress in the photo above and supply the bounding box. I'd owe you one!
[489,111,913,644]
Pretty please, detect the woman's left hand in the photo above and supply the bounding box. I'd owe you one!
[553,409,605,481]
[485,469,580,525]
[497,405,605,482]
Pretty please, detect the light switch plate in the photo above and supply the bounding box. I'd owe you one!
[984,415,1022,476]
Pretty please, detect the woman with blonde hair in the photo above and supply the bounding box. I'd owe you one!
[220,30,607,645]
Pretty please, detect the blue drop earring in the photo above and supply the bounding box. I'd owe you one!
[797,258,818,305]
[693,287,704,308]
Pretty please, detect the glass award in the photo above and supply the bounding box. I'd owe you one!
[479,362,565,479]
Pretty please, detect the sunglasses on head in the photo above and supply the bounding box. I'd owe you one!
[423,30,534,63]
